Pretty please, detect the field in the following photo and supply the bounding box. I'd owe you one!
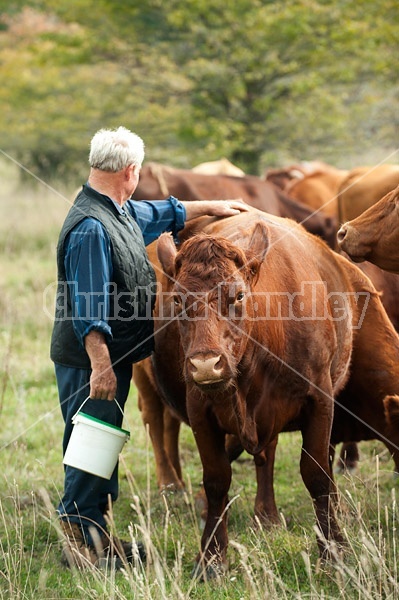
[1,162,399,599]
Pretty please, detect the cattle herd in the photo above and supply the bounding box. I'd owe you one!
[131,159,399,579]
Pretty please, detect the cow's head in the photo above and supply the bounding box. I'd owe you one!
[157,222,269,392]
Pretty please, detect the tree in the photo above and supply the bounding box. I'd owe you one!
[156,0,399,172]
[0,0,398,180]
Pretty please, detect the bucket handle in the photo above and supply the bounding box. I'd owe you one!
[73,396,130,430]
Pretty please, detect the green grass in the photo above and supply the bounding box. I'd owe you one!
[1,169,399,598]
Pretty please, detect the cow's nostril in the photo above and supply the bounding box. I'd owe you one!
[337,226,347,244]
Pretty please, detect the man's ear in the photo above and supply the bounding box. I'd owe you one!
[132,164,141,177]
[125,164,138,180]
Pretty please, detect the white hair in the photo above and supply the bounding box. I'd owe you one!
[89,126,145,172]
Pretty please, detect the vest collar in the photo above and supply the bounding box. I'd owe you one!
[84,182,125,216]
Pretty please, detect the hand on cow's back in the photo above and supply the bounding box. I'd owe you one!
[182,199,250,221]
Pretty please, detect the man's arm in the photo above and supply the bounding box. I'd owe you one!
[84,331,117,400]
[127,197,249,246]
[64,218,116,400]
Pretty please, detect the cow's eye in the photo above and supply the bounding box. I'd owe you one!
[236,291,245,302]
[173,295,182,306]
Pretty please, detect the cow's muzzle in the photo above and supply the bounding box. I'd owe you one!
[336,224,366,261]
[187,353,231,390]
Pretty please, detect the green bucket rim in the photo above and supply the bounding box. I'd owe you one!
[77,411,130,437]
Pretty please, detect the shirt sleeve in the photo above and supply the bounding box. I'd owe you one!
[125,196,186,245]
[64,218,113,348]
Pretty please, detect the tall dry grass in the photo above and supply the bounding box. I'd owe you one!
[1,447,399,599]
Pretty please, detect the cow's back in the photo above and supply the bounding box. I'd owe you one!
[338,164,399,223]
[133,165,281,214]
[133,163,337,245]
[285,170,348,218]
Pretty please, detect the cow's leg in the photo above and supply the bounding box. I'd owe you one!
[380,437,399,477]
[138,392,184,490]
[163,407,184,484]
[195,434,244,526]
[300,393,344,556]
[383,395,399,476]
[335,442,359,474]
[189,412,232,580]
[134,363,184,490]
[254,436,280,525]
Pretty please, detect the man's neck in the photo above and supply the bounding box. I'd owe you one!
[88,169,127,206]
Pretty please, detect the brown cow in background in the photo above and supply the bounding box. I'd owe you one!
[285,169,348,218]
[152,209,399,578]
[132,163,337,248]
[265,162,348,219]
[337,164,399,223]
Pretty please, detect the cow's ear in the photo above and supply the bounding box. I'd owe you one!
[157,233,177,278]
[247,222,269,260]
[245,222,269,282]
[229,221,269,257]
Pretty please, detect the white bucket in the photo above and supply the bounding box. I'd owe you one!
[63,412,130,480]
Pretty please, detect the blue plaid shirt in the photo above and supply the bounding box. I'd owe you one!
[64,194,186,347]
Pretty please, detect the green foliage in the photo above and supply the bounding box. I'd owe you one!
[0,0,398,179]
[162,0,399,171]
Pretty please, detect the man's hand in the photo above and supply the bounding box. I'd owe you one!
[84,331,117,400]
[182,199,250,221]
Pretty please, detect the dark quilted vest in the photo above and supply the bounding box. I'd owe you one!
[50,185,156,368]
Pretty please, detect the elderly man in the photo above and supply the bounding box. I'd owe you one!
[51,126,247,569]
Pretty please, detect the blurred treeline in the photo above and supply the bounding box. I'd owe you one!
[0,0,398,185]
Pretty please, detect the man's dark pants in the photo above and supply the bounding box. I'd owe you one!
[55,363,132,545]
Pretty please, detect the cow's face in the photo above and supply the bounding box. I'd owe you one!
[157,223,269,392]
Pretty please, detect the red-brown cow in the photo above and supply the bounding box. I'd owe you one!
[153,209,399,578]
[134,238,399,489]
[337,185,399,274]
[132,163,337,248]
[133,211,399,493]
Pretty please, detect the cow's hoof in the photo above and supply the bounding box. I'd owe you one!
[253,512,281,529]
[191,560,227,582]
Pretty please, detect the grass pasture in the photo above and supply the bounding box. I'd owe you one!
[1,165,399,599]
